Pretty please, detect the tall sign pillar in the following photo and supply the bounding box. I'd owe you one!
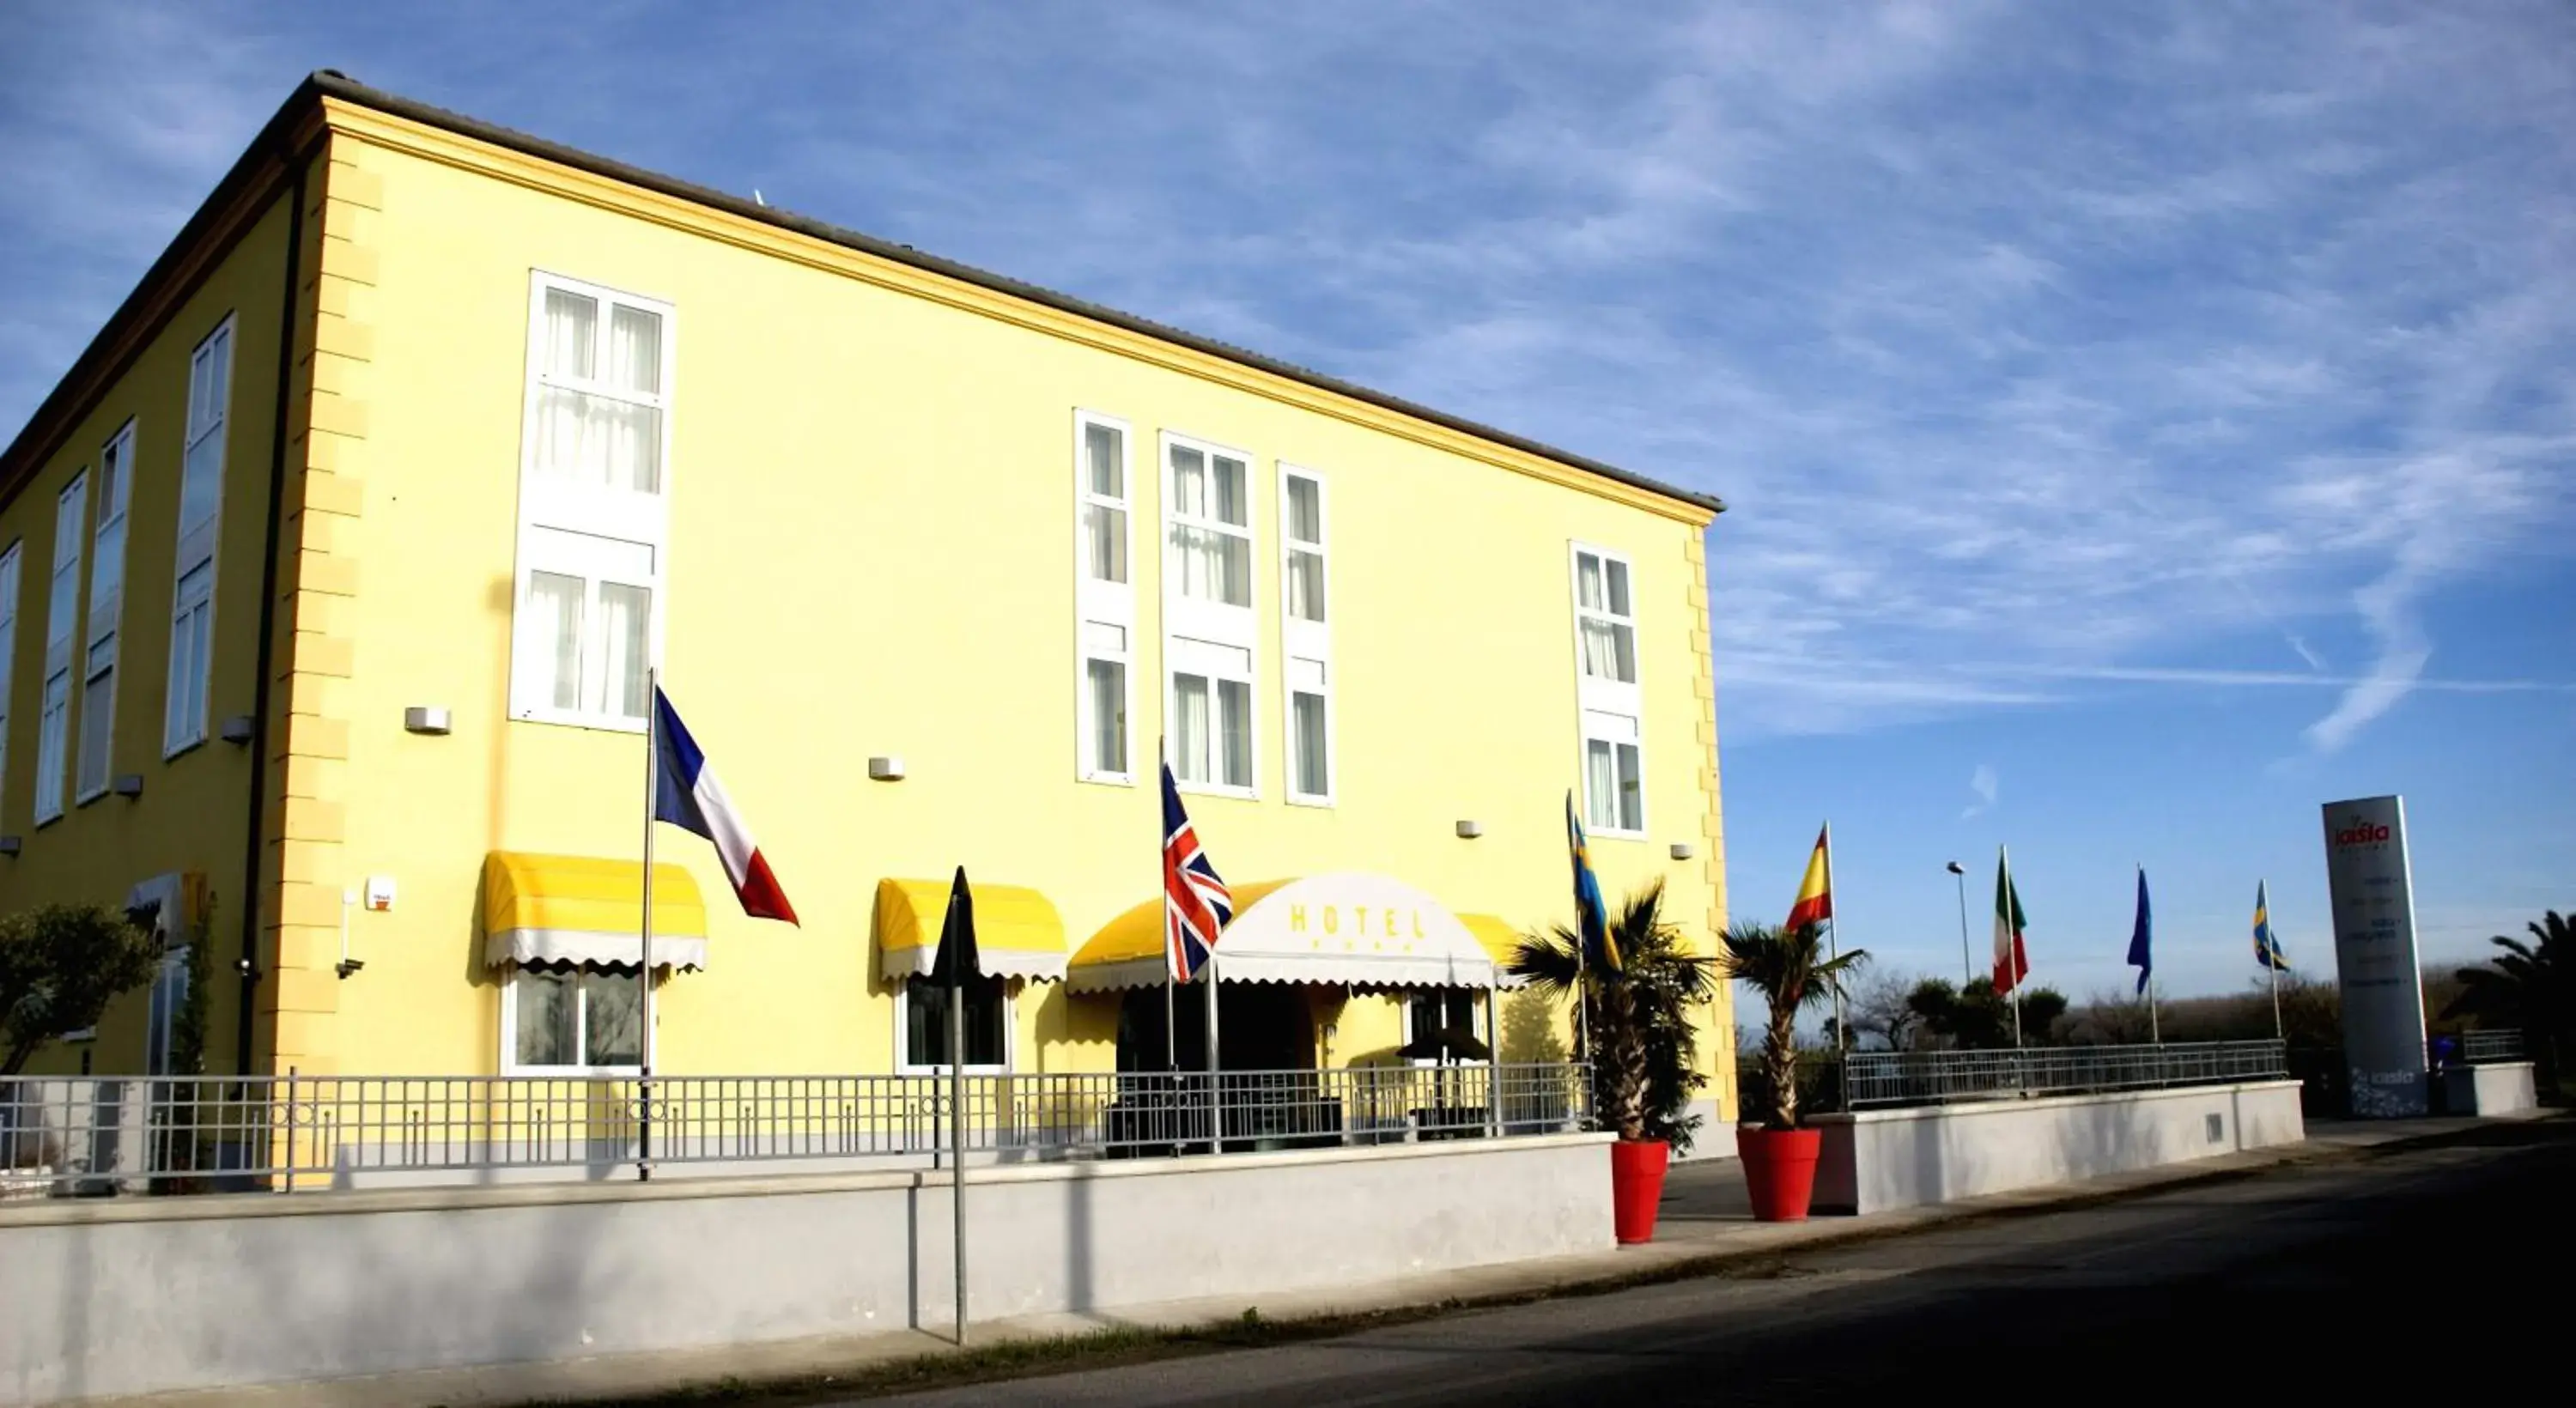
[2320,795,2429,1117]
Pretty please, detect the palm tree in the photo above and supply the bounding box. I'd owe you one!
[2443,910,2572,1079]
[1509,880,1718,1147]
[1720,921,1866,1130]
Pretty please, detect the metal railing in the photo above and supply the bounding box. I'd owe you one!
[2457,1029,2524,1065]
[1843,1040,2287,1109]
[0,1063,1589,1197]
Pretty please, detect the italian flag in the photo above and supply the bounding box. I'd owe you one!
[1784,825,1832,932]
[1993,847,2030,992]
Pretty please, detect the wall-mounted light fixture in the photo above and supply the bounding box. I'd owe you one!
[404,706,452,736]
[112,774,144,798]
[220,715,256,745]
[868,756,906,781]
[1669,841,1697,861]
[1455,820,1485,839]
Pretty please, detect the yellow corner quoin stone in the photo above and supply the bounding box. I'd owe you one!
[313,314,376,362]
[0,74,1728,1120]
[329,160,387,210]
[293,551,361,598]
[299,470,365,517]
[320,240,382,287]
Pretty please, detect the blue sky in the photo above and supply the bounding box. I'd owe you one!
[3,3,2570,1008]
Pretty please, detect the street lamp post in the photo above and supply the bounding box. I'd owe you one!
[1946,860,1971,986]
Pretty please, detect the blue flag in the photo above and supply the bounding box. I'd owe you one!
[1565,792,1618,972]
[2253,881,2289,971]
[2125,867,2152,995]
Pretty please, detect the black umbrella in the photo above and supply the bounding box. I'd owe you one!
[1398,1024,1492,1062]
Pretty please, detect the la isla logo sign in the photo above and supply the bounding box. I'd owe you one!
[2331,816,2392,848]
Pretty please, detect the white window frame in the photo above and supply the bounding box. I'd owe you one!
[498,965,653,1077]
[1279,465,1334,807]
[164,317,233,757]
[0,543,21,805]
[36,471,88,825]
[893,974,1016,1075]
[1161,431,1259,799]
[509,271,675,734]
[1580,709,1648,839]
[1074,410,1135,785]
[1168,639,1259,798]
[1571,543,1645,838]
[77,421,135,804]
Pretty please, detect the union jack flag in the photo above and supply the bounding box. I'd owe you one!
[1162,763,1233,981]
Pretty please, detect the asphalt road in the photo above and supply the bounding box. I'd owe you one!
[864,1120,2570,1405]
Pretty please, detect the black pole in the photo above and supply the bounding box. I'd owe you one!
[236,142,311,1078]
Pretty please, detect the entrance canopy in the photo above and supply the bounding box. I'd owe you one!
[1066,872,1517,992]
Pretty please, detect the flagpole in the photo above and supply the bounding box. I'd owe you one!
[947,882,968,1346]
[1823,821,1843,1065]
[638,667,658,1183]
[2002,846,2023,1052]
[1568,792,1593,1128]
[1161,741,1176,1078]
[2265,883,2284,1043]
[2142,866,2160,1047]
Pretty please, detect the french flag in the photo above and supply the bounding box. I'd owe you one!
[653,687,799,925]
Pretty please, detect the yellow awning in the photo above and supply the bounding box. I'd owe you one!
[1461,914,1532,983]
[481,852,709,971]
[874,878,1070,982]
[1067,874,1501,992]
[1460,913,1523,965]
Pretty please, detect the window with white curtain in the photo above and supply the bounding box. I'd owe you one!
[1574,548,1637,683]
[1075,412,1135,783]
[1284,473,1326,624]
[77,422,133,801]
[513,275,671,730]
[1082,625,1130,780]
[1571,543,1643,836]
[1279,467,1333,805]
[503,966,644,1073]
[1167,441,1250,607]
[1170,639,1254,792]
[1289,663,1330,801]
[165,319,232,756]
[1080,418,1127,586]
[0,544,21,804]
[1582,709,1645,834]
[38,472,86,824]
[1163,432,1260,797]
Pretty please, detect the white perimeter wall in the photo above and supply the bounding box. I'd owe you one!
[0,1134,1612,1406]
[1812,1079,2305,1216]
[2441,1062,2538,1117]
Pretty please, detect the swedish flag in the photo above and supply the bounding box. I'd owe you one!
[2253,880,2289,972]
[1566,792,1619,973]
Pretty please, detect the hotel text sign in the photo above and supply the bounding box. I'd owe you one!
[2320,794,2428,1118]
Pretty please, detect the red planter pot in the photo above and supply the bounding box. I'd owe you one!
[1609,1138,1671,1245]
[1736,1126,1823,1222]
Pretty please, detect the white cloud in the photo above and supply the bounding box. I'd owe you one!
[1962,764,1998,821]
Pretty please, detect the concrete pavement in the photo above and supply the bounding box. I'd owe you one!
[869,1115,2574,1405]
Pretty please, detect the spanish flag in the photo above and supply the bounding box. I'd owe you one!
[1785,825,1832,932]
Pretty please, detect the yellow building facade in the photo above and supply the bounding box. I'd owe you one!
[0,75,1732,1121]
